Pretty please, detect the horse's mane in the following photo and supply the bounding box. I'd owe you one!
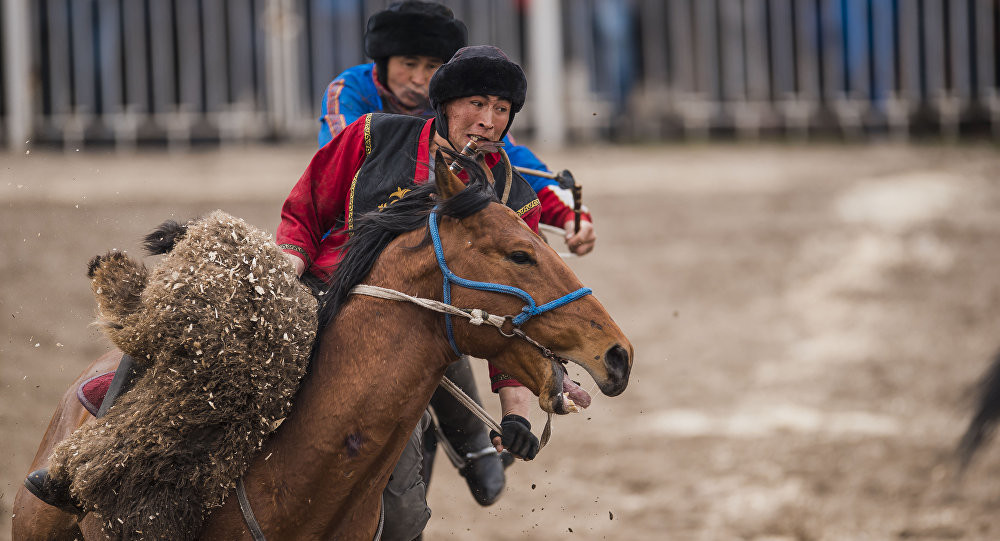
[314,149,498,331]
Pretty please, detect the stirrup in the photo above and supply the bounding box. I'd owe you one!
[463,446,499,461]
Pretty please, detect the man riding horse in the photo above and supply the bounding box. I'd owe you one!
[278,44,574,541]
[315,0,595,512]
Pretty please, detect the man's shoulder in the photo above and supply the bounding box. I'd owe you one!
[328,63,376,91]
[343,111,422,132]
[335,62,374,80]
[369,112,427,129]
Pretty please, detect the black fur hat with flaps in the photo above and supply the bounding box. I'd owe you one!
[429,45,528,141]
[364,1,467,61]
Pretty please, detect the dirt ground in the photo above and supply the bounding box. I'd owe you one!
[3,142,1000,540]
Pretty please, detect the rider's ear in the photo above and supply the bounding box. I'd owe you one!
[434,149,466,199]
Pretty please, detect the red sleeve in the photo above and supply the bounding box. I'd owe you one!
[277,115,369,268]
[536,185,592,230]
[488,363,524,392]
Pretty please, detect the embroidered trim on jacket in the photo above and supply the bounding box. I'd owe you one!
[348,114,374,233]
[278,244,311,267]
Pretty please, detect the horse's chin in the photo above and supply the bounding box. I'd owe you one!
[540,360,593,415]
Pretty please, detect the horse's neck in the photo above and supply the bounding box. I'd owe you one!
[246,293,451,537]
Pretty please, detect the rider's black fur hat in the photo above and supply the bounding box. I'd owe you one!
[364,2,467,62]
[429,45,528,142]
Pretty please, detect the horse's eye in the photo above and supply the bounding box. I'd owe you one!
[507,251,535,265]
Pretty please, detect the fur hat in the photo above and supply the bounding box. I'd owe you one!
[364,1,467,61]
[429,45,528,141]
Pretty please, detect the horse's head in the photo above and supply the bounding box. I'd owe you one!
[431,151,633,414]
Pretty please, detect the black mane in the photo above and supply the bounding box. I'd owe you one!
[314,150,498,331]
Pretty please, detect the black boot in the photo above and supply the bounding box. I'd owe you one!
[457,447,507,506]
[430,357,507,506]
[23,468,84,516]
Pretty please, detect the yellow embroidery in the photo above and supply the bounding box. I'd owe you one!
[348,115,374,234]
[515,198,540,216]
[363,114,372,155]
[377,187,412,211]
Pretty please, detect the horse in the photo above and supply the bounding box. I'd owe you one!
[12,150,633,540]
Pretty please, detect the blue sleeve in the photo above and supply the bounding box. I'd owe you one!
[318,65,382,148]
[502,135,559,193]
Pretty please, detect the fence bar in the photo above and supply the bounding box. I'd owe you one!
[769,0,795,101]
[3,0,31,150]
[529,0,565,147]
[666,0,692,95]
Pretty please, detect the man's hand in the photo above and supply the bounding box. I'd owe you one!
[284,252,305,278]
[492,386,538,459]
[490,414,539,460]
[564,219,596,256]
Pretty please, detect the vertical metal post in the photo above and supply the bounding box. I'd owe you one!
[975,0,998,138]
[3,0,32,151]
[529,0,565,148]
[265,0,301,139]
[666,0,693,96]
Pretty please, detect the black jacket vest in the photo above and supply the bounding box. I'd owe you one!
[347,113,540,232]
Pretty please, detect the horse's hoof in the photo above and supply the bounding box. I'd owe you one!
[459,452,506,506]
[24,468,85,516]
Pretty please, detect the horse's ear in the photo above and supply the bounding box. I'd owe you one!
[434,149,466,199]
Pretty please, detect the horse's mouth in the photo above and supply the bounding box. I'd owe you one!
[550,360,592,415]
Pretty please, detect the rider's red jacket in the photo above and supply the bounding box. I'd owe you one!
[278,113,560,391]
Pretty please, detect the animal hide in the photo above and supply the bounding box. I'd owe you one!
[48,210,318,540]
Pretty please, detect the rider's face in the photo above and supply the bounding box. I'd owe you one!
[444,95,511,146]
[385,55,443,108]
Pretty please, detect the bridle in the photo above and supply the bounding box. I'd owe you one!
[426,209,593,357]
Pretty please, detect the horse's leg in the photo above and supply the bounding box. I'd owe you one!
[11,351,121,541]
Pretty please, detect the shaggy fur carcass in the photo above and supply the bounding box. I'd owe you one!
[47,210,318,540]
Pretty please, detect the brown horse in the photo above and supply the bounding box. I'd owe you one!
[13,152,633,540]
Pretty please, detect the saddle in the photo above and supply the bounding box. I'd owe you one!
[77,354,144,418]
[77,372,113,417]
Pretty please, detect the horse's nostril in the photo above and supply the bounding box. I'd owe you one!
[604,344,630,378]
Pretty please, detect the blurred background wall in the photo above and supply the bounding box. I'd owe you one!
[2,0,999,151]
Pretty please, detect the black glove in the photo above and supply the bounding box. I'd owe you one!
[489,414,539,460]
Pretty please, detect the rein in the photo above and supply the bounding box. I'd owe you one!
[350,286,558,451]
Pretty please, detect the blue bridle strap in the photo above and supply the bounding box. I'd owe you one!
[428,210,592,357]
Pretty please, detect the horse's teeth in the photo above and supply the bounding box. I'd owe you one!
[562,392,580,413]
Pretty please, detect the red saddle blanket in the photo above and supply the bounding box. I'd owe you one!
[77,371,115,416]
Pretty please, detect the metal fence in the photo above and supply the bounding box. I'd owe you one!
[623,0,1000,140]
[2,0,999,150]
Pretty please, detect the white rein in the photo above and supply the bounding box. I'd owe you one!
[350,284,553,449]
